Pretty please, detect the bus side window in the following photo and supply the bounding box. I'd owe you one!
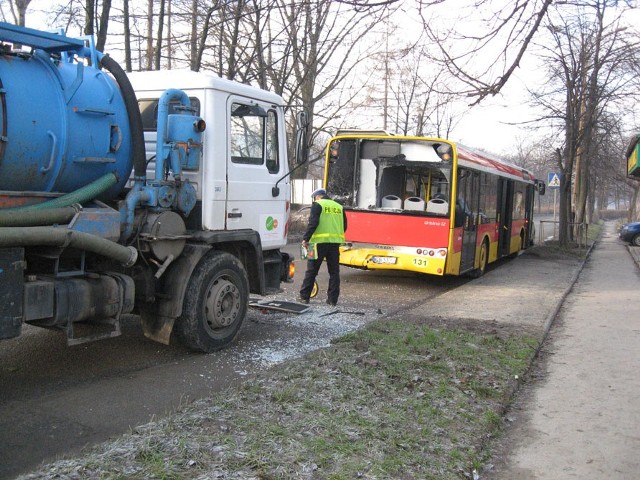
[327,140,357,206]
[455,197,468,228]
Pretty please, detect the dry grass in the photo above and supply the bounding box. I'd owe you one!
[20,320,538,480]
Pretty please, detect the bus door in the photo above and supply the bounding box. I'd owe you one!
[497,178,514,257]
[524,184,535,246]
[458,169,480,272]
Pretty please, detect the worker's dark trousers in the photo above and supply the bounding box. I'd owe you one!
[299,243,341,304]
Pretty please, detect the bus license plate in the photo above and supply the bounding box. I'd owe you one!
[371,256,397,264]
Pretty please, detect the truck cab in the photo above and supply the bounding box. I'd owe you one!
[128,70,291,252]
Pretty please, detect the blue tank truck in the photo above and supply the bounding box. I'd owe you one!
[0,22,300,352]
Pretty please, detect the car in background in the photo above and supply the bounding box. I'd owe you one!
[619,221,640,246]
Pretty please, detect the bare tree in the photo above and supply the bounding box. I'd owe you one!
[83,0,111,52]
[421,0,554,105]
[278,1,396,164]
[146,0,153,69]
[123,0,132,71]
[154,0,165,69]
[8,0,31,26]
[532,1,639,245]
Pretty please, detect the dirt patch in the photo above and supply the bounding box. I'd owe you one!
[521,244,588,260]
[402,314,543,339]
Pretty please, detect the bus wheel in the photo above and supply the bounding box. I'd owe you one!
[176,251,249,353]
[471,239,489,278]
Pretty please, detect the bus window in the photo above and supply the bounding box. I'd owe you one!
[513,188,525,220]
[455,168,479,229]
[425,169,450,215]
[327,140,357,205]
[378,165,405,207]
[479,172,498,224]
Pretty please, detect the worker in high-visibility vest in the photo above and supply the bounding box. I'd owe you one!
[299,188,347,306]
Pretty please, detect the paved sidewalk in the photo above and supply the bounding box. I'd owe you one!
[489,222,640,479]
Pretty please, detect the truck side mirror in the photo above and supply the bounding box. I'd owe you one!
[295,111,309,165]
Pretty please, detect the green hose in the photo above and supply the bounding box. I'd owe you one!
[12,172,118,211]
[0,205,80,227]
[0,226,137,266]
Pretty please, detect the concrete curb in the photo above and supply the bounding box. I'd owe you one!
[627,245,640,270]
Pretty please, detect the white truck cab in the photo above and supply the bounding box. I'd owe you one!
[128,70,291,252]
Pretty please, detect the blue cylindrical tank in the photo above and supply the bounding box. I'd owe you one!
[0,48,133,200]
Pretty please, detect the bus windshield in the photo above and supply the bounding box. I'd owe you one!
[326,138,454,216]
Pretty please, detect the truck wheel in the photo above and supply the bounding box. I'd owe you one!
[176,251,249,353]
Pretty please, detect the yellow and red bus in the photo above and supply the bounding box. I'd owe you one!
[323,132,545,277]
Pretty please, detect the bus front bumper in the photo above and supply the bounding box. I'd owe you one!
[339,246,447,276]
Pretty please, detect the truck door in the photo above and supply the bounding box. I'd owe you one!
[226,98,288,250]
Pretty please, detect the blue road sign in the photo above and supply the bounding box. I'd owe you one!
[548,172,561,189]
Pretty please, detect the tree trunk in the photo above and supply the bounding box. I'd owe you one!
[193,6,215,73]
[96,0,111,52]
[84,0,94,36]
[123,0,132,71]
[146,0,154,70]
[628,182,639,222]
[154,0,165,70]
[167,0,172,69]
[15,0,31,26]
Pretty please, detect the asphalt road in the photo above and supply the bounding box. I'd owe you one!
[0,243,465,479]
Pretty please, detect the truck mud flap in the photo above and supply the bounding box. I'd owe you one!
[0,247,24,339]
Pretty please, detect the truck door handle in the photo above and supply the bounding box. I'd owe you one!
[228,212,242,218]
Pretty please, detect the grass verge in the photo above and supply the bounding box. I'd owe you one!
[21,319,538,480]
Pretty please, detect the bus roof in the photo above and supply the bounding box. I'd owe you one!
[457,144,536,183]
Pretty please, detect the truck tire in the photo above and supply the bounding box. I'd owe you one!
[176,251,249,353]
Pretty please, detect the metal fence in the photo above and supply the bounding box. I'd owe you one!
[291,179,323,205]
[539,220,589,249]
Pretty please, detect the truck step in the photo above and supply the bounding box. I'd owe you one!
[65,316,122,346]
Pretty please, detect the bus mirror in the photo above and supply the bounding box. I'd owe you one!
[536,181,546,195]
[436,143,452,161]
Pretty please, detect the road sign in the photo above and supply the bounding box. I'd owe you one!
[548,172,561,189]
